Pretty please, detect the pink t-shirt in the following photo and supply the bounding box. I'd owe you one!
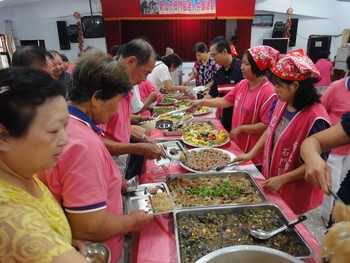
[224,78,277,164]
[138,79,162,116]
[315,59,333,87]
[38,117,124,263]
[102,92,133,143]
[321,77,350,155]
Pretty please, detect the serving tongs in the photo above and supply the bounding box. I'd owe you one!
[211,161,240,172]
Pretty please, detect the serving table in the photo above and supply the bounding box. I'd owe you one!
[129,116,320,263]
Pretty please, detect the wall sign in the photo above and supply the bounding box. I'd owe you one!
[140,0,216,15]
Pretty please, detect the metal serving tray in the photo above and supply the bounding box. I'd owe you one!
[125,182,175,215]
[173,204,314,263]
[166,171,268,208]
[154,140,188,166]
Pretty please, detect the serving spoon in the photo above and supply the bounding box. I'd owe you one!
[211,161,240,172]
[250,215,307,240]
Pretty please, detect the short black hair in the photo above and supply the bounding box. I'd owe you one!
[12,46,53,68]
[347,55,350,72]
[193,42,208,53]
[0,67,66,137]
[271,75,320,111]
[209,36,230,54]
[161,54,183,68]
[60,53,69,62]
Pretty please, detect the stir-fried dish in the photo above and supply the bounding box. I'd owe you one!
[168,176,262,207]
[177,208,308,263]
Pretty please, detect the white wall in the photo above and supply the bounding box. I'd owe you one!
[252,0,350,59]
[0,0,107,61]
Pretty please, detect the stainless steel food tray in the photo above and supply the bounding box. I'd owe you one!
[154,140,188,166]
[125,182,175,215]
[173,203,314,263]
[166,171,268,208]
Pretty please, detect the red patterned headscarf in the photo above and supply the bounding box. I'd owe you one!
[271,49,320,80]
[248,45,280,71]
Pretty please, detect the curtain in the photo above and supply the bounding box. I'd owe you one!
[236,20,252,57]
[104,20,121,55]
[118,20,226,61]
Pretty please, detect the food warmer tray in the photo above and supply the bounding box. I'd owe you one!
[166,171,268,208]
[125,182,175,215]
[173,203,313,263]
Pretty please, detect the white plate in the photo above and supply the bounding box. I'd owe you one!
[193,86,207,93]
[181,131,230,148]
[179,148,236,173]
[157,98,178,106]
[191,109,212,116]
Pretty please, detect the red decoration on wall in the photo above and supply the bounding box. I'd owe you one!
[74,12,84,52]
[285,17,292,39]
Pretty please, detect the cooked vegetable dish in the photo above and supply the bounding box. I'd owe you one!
[152,107,176,115]
[183,130,228,147]
[168,176,262,207]
[177,208,308,262]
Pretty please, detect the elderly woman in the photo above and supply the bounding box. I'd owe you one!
[39,50,153,263]
[183,42,220,92]
[189,45,278,166]
[235,49,331,214]
[0,67,87,262]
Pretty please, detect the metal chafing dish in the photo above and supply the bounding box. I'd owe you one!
[166,171,268,208]
[195,245,303,263]
[173,204,313,263]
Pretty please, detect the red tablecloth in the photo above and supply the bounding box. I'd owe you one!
[130,117,320,263]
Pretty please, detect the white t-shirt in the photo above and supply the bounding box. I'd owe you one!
[147,61,172,91]
[130,85,144,113]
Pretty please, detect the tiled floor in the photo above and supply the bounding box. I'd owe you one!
[303,206,327,244]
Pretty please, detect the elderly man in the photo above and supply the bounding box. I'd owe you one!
[50,50,72,81]
[100,38,165,178]
[11,45,54,77]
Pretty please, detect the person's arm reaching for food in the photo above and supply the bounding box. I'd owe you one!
[233,130,267,164]
[187,97,232,111]
[163,79,191,96]
[66,209,153,243]
[301,121,350,194]
[229,122,268,140]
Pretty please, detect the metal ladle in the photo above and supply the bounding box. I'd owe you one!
[250,215,307,240]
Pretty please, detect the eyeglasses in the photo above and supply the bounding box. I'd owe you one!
[210,51,220,57]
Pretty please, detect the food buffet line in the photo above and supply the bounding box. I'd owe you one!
[125,95,320,263]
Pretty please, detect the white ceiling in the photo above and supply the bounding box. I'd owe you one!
[0,0,44,8]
